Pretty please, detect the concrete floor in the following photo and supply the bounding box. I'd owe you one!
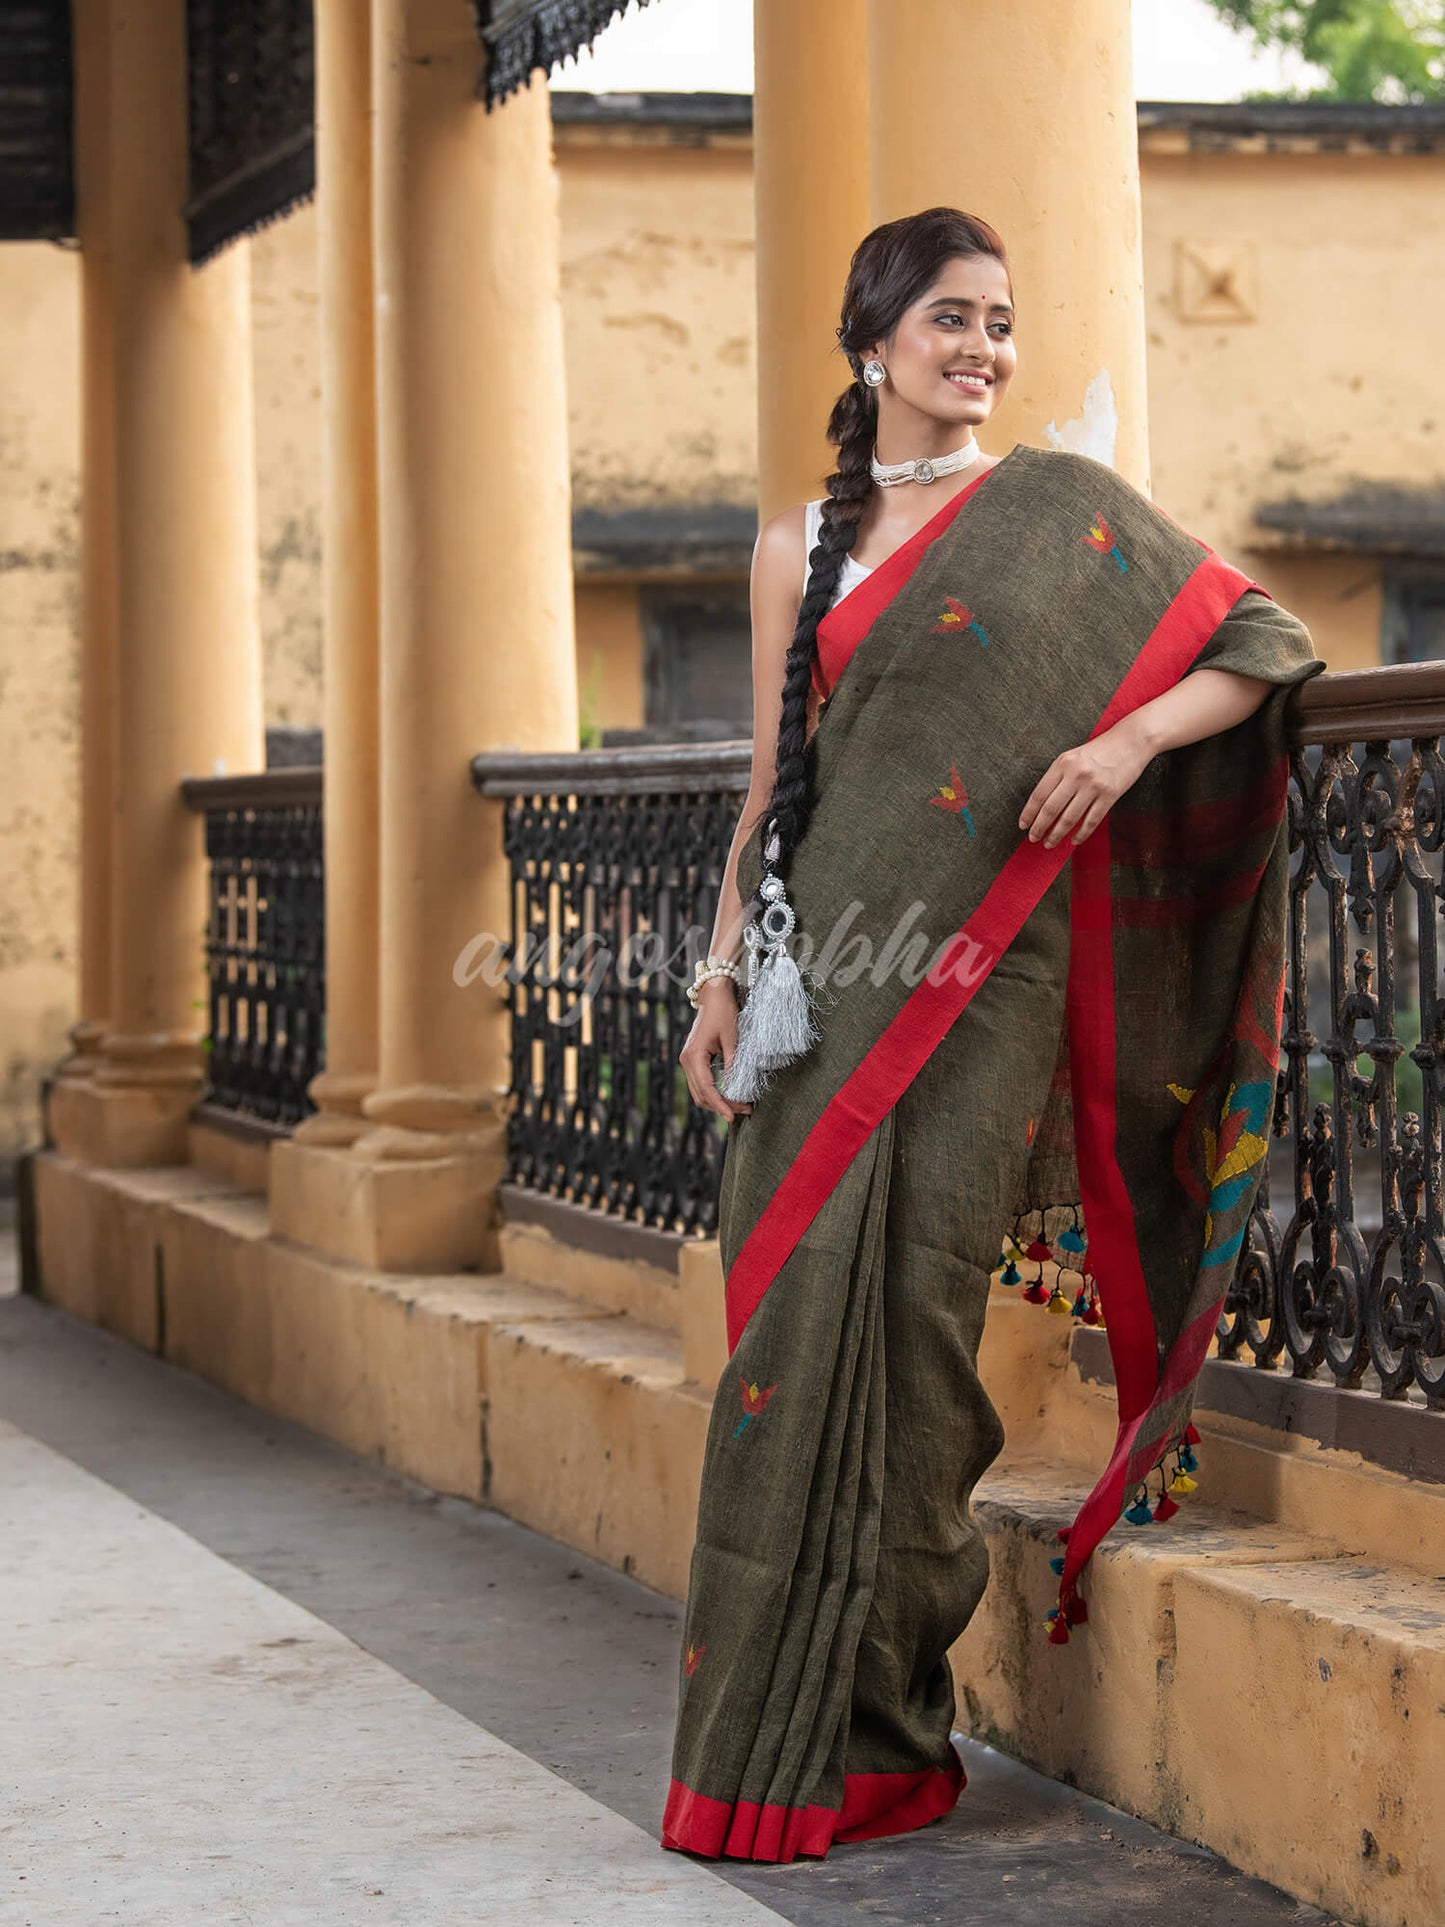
[0,1254,1350,1926]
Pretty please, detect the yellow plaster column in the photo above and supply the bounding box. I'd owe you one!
[867,0,1150,491]
[293,0,383,1148]
[270,0,577,1272]
[753,0,870,521]
[52,0,265,1169]
[64,0,119,1084]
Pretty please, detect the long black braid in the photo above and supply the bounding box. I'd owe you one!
[753,379,877,877]
[752,207,1009,884]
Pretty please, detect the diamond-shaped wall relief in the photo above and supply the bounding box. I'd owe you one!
[1173,240,1258,323]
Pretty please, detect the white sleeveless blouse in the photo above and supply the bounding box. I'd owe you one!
[804,498,874,610]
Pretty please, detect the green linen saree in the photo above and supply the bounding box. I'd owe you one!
[664,444,1325,1863]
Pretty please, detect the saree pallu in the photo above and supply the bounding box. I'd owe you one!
[665,444,1325,1863]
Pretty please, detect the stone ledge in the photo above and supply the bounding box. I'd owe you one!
[1072,1324,1445,1485]
[497,1183,693,1274]
[1055,1323,1445,1581]
[1172,1557,1444,1925]
[28,1152,1441,1923]
[188,1111,274,1196]
[951,1458,1441,1927]
[31,1151,254,1350]
[485,1313,707,1602]
[497,1211,684,1332]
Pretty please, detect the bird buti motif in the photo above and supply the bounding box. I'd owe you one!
[680,1640,707,1697]
[928,762,977,837]
[1082,510,1128,573]
[734,1377,778,1438]
[931,595,991,646]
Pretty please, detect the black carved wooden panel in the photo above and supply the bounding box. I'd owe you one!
[185,0,314,263]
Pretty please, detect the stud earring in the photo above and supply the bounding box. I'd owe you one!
[861,359,886,388]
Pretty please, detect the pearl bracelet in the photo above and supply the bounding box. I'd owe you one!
[686,955,741,1009]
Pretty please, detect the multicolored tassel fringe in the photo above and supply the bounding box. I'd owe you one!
[1041,1422,1205,1644]
[995,1212,1209,1645]
[995,1205,1103,1326]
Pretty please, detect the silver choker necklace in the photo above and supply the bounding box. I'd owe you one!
[870,436,981,488]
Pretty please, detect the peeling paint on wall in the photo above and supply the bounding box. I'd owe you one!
[1044,368,1121,469]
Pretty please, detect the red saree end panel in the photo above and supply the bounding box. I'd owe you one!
[661,1749,966,1863]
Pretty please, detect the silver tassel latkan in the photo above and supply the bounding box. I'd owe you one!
[717,826,825,1104]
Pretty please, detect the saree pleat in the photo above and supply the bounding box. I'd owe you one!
[750,1185,884,1818]
[665,445,1326,1863]
[668,1110,893,1855]
[847,910,1071,1775]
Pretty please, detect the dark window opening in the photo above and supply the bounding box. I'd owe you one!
[1398,581,1445,663]
[1382,568,1445,665]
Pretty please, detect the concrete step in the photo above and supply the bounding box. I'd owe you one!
[30,1154,267,1353]
[485,1310,708,1600]
[496,1207,731,1386]
[29,1150,1442,1925]
[496,1211,686,1331]
[954,1456,1443,1927]
[0,1293,1347,1927]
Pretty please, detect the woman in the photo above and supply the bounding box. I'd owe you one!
[669,207,1323,1864]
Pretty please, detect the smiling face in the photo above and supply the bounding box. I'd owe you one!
[864,252,1016,434]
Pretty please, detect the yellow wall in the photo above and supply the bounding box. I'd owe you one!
[251,204,324,728]
[1141,144,1445,671]
[4,101,1445,1166]
[557,127,756,514]
[0,244,81,1171]
[576,581,646,739]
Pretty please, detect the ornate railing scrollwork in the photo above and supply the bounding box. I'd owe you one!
[472,744,751,1237]
[174,664,1445,1410]
[1220,664,1445,1407]
[182,769,324,1132]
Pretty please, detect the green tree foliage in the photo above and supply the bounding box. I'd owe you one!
[1203,0,1445,100]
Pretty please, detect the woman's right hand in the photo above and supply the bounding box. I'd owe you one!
[680,978,754,1122]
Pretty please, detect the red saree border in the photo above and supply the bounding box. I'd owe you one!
[1066,819,1155,1414]
[1054,1291,1229,1611]
[813,457,1007,700]
[661,1748,965,1863]
[724,547,1265,1357]
[1058,733,1289,1614]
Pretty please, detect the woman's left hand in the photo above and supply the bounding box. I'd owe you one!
[1018,720,1152,850]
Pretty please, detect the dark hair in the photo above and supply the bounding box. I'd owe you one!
[751,206,1009,887]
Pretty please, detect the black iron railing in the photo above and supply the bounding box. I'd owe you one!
[181,768,324,1132]
[476,676,1445,1407]
[471,744,749,1237]
[1230,664,1445,1407]
[180,680,1445,1408]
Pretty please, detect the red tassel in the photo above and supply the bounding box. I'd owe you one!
[1022,1279,1050,1304]
[1153,1493,1180,1522]
[1184,1422,1201,1445]
[1047,1615,1071,1644]
[1025,1240,1052,1262]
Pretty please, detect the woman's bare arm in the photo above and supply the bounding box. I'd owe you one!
[1020,667,1273,850]
[678,504,808,1119]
